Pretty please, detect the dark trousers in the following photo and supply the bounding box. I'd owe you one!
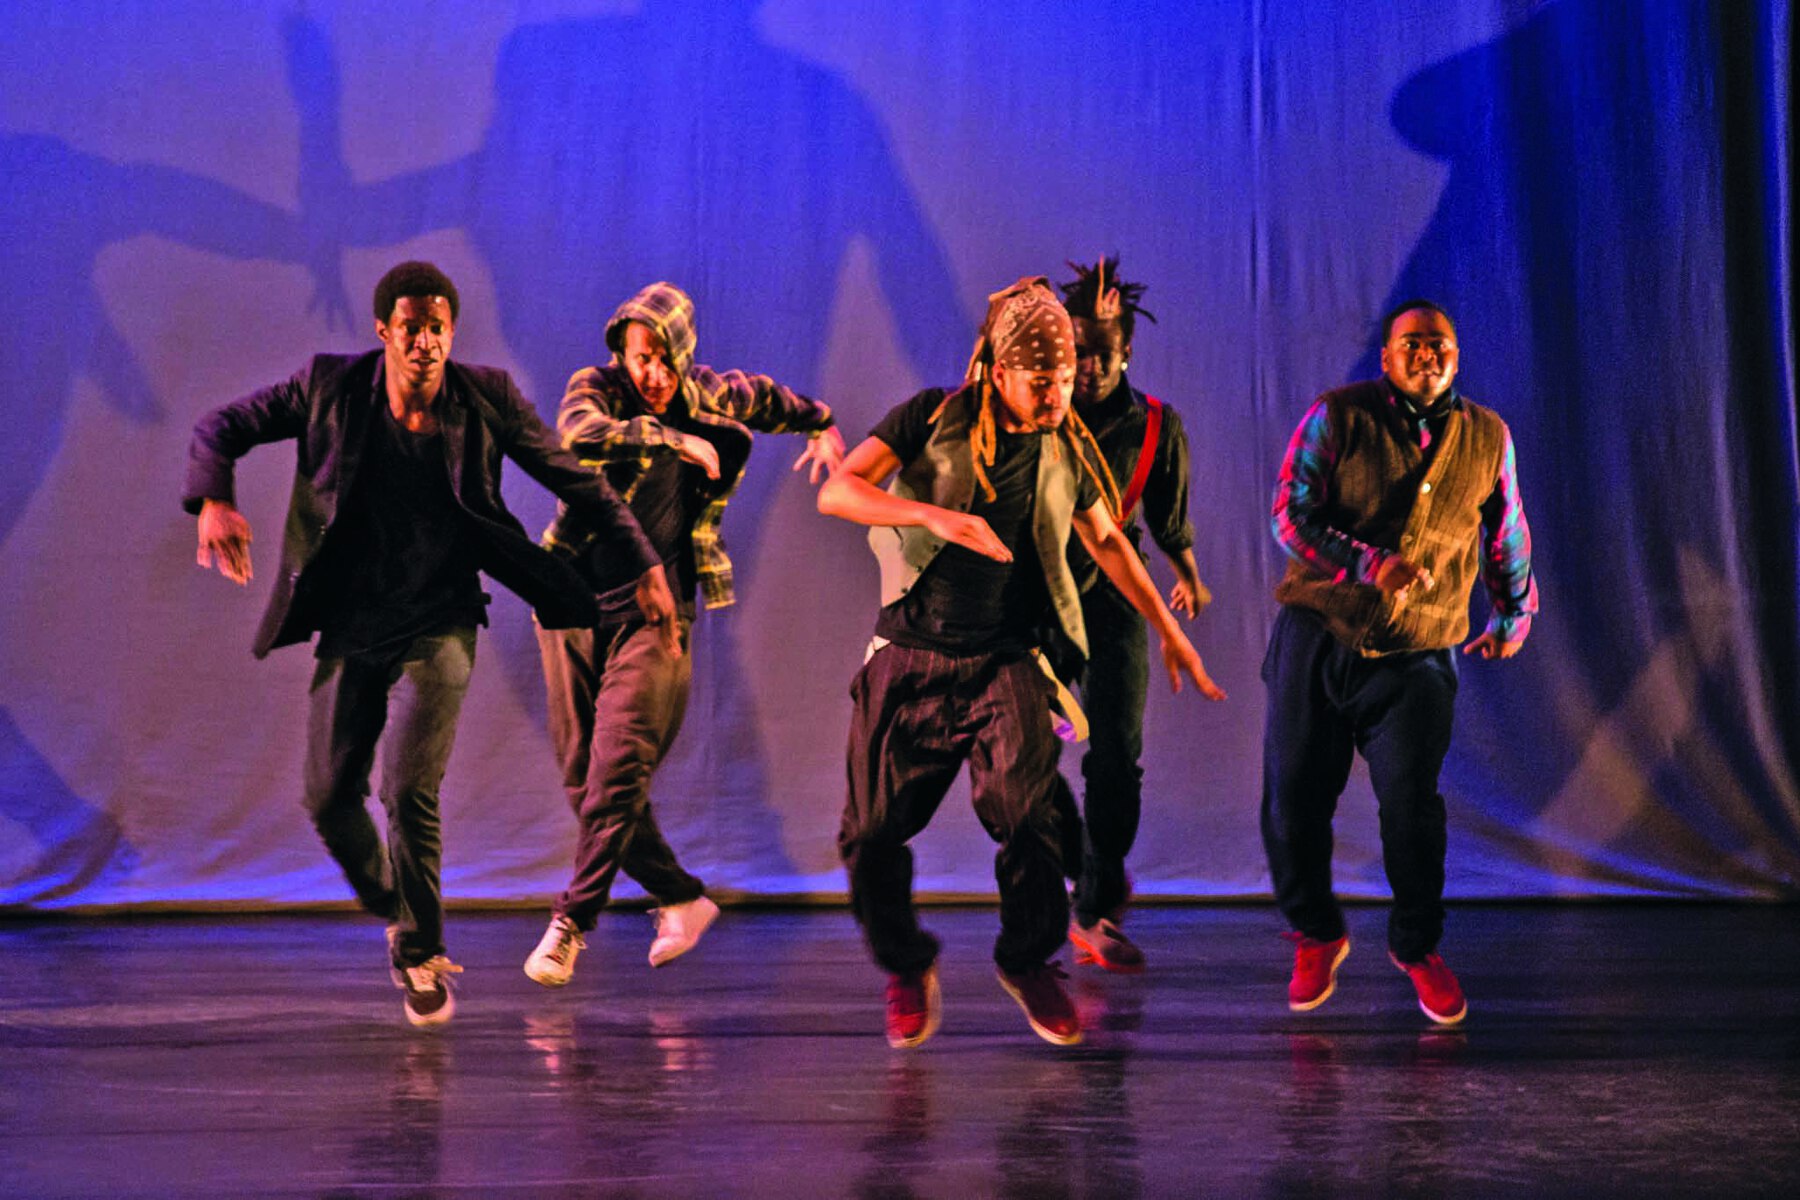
[1072,583,1150,924]
[1260,607,1457,962]
[304,628,476,967]
[537,619,703,930]
[840,643,1069,975]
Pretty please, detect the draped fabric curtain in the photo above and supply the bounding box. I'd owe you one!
[0,0,1792,908]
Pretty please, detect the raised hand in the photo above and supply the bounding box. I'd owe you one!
[792,427,847,485]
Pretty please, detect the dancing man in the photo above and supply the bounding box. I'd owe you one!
[523,282,842,987]
[186,261,671,1026]
[1058,257,1211,973]
[819,277,1225,1049]
[1264,300,1536,1025]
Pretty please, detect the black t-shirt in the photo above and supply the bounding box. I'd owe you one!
[586,446,699,625]
[315,396,487,658]
[573,395,731,625]
[869,388,1099,655]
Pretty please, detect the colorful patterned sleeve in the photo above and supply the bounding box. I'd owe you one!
[1270,399,1390,585]
[692,365,833,434]
[557,366,681,455]
[1477,424,1538,644]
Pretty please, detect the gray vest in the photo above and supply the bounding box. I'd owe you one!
[868,387,1089,658]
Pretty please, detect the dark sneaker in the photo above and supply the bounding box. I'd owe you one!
[397,955,463,1027]
[996,963,1082,1046]
[648,896,720,967]
[1284,932,1350,1011]
[884,965,941,1049]
[1069,916,1146,974]
[524,915,586,988]
[1390,950,1468,1025]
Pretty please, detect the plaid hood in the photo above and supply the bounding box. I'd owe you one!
[604,281,698,386]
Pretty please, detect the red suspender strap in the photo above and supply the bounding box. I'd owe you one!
[1117,394,1163,519]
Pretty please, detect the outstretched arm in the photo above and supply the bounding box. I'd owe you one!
[691,366,844,484]
[817,437,1010,562]
[1074,503,1225,700]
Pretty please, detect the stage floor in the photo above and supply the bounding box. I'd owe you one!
[2,904,1797,1197]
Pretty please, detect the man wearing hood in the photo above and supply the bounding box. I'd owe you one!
[186,261,671,1027]
[1264,300,1537,1027]
[524,281,842,987]
[818,277,1225,1049]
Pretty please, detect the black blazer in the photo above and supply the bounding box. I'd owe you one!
[183,351,657,658]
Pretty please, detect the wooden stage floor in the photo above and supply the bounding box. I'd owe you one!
[2,904,1797,1197]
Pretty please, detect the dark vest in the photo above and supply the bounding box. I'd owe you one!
[1275,381,1509,655]
[868,386,1089,658]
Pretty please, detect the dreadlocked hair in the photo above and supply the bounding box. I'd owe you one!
[964,382,1123,522]
[1059,255,1157,345]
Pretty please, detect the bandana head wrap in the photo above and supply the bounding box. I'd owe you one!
[964,276,1075,384]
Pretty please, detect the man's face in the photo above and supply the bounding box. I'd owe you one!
[377,295,455,395]
[1381,307,1459,405]
[991,362,1075,431]
[621,321,679,413]
[1071,316,1129,406]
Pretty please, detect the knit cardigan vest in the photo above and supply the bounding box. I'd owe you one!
[868,386,1089,659]
[1275,380,1510,655]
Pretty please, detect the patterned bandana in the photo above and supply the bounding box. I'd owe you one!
[965,276,1075,383]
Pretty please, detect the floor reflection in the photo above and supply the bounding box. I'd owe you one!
[330,1036,449,1200]
[3,908,1795,1197]
[992,1048,1143,1200]
[854,1057,935,1200]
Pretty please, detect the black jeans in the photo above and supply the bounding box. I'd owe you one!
[536,619,703,929]
[303,628,476,967]
[840,643,1069,975]
[1259,607,1458,961]
[1071,583,1150,924]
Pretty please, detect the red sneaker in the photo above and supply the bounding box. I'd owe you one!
[1069,917,1147,974]
[1390,951,1468,1025]
[1283,932,1350,1012]
[996,963,1083,1045]
[885,965,941,1049]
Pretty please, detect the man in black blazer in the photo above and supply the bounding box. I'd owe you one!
[184,261,674,1026]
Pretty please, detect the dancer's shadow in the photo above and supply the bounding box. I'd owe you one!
[1364,2,1795,878]
[282,1,969,885]
[0,132,344,904]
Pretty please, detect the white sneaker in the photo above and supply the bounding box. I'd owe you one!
[647,896,719,967]
[524,915,586,988]
[397,955,463,1027]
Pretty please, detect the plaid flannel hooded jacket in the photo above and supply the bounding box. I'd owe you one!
[542,282,833,609]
